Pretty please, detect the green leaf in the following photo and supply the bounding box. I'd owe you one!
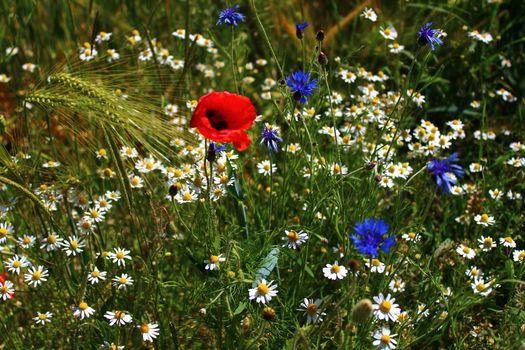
[234,301,247,315]
[304,265,315,278]
[256,247,279,280]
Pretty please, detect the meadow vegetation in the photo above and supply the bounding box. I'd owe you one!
[0,0,524,349]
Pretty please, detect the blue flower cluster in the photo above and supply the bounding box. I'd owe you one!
[261,125,283,153]
[286,70,318,104]
[217,4,245,26]
[350,219,395,258]
[427,152,464,193]
[417,22,443,51]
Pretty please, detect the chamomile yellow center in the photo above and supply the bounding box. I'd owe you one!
[306,303,318,315]
[476,283,486,292]
[287,230,300,242]
[257,283,269,295]
[209,255,219,264]
[330,264,341,273]
[380,300,392,313]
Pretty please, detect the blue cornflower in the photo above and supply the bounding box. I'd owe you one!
[417,22,443,51]
[206,142,227,162]
[350,219,395,258]
[295,21,309,39]
[260,124,283,153]
[427,152,464,193]
[286,70,318,104]
[217,4,245,26]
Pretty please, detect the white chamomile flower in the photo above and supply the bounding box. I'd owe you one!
[401,232,420,242]
[474,213,495,227]
[120,146,138,159]
[372,293,401,322]
[18,234,36,249]
[323,261,348,280]
[40,232,64,251]
[112,273,134,290]
[248,279,278,304]
[62,236,86,256]
[104,310,133,326]
[5,254,30,274]
[73,301,95,319]
[204,254,225,270]
[379,26,397,40]
[499,236,516,248]
[297,298,326,324]
[108,248,132,267]
[282,229,309,250]
[33,311,53,325]
[513,250,525,263]
[361,8,377,22]
[0,279,15,300]
[477,236,496,251]
[372,327,397,350]
[24,265,49,287]
[138,322,160,342]
[367,258,386,273]
[95,31,112,43]
[389,277,406,293]
[87,266,107,284]
[456,244,476,259]
[129,174,144,189]
[257,160,276,176]
[471,277,494,296]
[0,222,14,244]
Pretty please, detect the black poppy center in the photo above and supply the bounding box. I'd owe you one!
[206,109,228,130]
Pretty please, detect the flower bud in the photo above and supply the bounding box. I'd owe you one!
[318,51,328,65]
[262,307,276,321]
[316,30,325,42]
[351,299,373,323]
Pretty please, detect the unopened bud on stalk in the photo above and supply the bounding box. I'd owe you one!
[351,298,373,323]
[318,51,328,65]
[316,30,325,42]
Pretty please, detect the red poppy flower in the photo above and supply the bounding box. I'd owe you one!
[190,91,257,151]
